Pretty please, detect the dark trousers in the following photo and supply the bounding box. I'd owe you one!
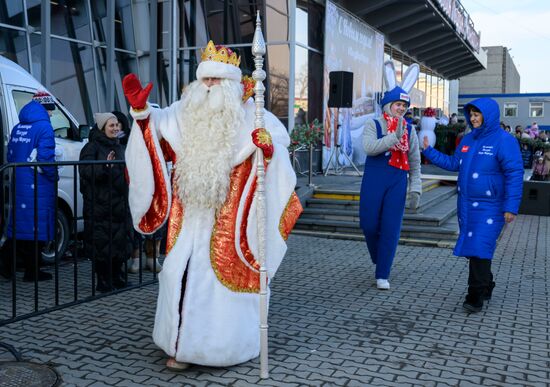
[1,239,45,275]
[467,256,493,296]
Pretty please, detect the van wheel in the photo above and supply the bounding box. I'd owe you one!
[41,209,71,265]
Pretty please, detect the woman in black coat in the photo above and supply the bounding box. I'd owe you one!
[79,112,132,292]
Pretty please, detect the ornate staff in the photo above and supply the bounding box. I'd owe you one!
[251,11,269,379]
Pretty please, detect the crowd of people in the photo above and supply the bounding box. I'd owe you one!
[0,44,533,371]
[0,92,166,287]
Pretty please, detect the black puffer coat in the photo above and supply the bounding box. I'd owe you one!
[79,128,132,262]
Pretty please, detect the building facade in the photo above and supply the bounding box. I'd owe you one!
[0,0,485,155]
[459,46,520,95]
[458,93,550,131]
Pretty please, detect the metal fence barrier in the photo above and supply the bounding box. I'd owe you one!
[0,159,161,326]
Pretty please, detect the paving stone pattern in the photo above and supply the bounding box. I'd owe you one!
[0,215,549,386]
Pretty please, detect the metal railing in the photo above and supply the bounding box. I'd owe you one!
[0,159,161,326]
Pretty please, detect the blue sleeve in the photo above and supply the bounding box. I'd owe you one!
[36,122,57,181]
[498,135,524,214]
[422,145,460,172]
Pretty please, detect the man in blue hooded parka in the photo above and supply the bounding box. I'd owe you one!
[0,91,57,281]
[422,97,523,313]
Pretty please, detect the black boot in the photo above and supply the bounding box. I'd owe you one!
[463,289,484,313]
[484,281,496,301]
[95,260,114,293]
[23,270,52,282]
[111,259,132,289]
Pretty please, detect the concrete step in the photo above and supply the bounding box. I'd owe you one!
[295,216,459,241]
[306,184,457,214]
[301,195,457,226]
[312,179,441,200]
[291,229,456,248]
[405,185,457,213]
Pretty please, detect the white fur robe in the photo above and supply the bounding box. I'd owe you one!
[125,98,298,366]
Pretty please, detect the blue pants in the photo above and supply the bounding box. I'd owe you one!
[359,158,407,280]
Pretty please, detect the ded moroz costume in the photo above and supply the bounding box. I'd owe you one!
[122,41,302,368]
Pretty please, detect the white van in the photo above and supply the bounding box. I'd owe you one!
[0,55,88,261]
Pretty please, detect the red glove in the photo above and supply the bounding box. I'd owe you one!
[252,128,274,160]
[122,73,153,110]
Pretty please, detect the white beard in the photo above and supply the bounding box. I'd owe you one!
[174,79,244,210]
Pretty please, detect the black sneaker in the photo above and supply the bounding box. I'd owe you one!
[23,270,53,282]
[484,282,496,301]
[463,293,483,313]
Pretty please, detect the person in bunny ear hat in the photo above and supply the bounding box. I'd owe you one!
[359,61,422,290]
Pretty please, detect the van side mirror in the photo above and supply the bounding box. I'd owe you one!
[78,124,90,140]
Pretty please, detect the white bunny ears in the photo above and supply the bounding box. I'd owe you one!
[383,61,420,93]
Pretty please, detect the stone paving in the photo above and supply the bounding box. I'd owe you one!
[1,214,549,386]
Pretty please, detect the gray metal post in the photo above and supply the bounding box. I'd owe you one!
[149,0,158,103]
[170,0,178,103]
[106,0,115,110]
[41,0,51,88]
[86,0,102,113]
[22,0,33,77]
[287,0,296,133]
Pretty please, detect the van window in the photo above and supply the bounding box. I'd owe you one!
[12,90,77,140]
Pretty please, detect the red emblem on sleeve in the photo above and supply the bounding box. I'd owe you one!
[461,145,470,153]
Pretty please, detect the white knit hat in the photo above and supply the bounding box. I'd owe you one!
[94,112,117,131]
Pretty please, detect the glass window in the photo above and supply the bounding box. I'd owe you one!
[294,45,308,126]
[458,104,464,117]
[51,0,92,41]
[49,39,95,124]
[1,0,26,26]
[267,44,289,120]
[26,0,42,30]
[202,0,260,45]
[307,50,323,123]
[529,102,544,118]
[0,28,30,71]
[266,3,288,41]
[115,0,136,51]
[296,7,308,47]
[12,90,76,140]
[504,102,518,117]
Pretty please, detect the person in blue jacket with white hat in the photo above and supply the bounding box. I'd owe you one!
[360,61,422,291]
[422,97,523,313]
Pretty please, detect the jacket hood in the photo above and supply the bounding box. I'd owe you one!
[464,98,500,138]
[19,100,50,124]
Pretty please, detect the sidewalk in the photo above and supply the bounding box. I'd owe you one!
[1,215,549,386]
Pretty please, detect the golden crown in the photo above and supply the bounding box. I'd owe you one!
[201,40,241,67]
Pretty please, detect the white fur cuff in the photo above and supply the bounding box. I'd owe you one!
[130,103,152,120]
[196,61,242,82]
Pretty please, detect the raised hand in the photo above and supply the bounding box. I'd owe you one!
[408,191,420,210]
[394,117,404,139]
[122,73,153,110]
[252,128,274,160]
[423,135,429,149]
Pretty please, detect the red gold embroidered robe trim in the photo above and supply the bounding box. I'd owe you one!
[279,192,303,241]
[136,118,169,233]
[210,157,260,293]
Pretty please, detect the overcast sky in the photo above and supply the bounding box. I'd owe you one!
[461,0,550,93]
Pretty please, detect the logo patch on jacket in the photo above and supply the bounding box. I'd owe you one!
[478,145,494,156]
[461,145,470,153]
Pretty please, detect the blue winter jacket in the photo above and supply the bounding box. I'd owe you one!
[423,98,523,259]
[7,101,57,241]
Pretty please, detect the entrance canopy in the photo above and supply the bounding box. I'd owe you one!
[335,0,487,79]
